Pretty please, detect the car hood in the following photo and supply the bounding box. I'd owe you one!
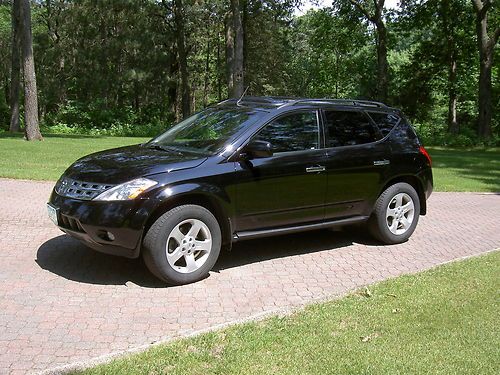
[63,144,208,184]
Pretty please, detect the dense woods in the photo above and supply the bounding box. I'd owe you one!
[0,0,498,144]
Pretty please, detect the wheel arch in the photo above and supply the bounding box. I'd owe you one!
[144,191,233,251]
[379,175,426,215]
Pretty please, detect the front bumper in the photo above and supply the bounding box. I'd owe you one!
[49,190,155,258]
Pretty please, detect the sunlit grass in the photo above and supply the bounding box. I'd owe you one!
[74,251,500,375]
[428,147,500,192]
[0,132,148,181]
[0,133,498,193]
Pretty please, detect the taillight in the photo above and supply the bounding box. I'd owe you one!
[419,146,432,166]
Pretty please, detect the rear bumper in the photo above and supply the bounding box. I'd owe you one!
[418,167,433,199]
[417,167,433,215]
[49,190,156,259]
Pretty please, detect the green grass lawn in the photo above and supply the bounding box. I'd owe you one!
[0,132,148,181]
[0,132,499,192]
[74,251,500,375]
[428,147,500,192]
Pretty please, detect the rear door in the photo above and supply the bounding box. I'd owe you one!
[321,108,391,219]
[234,110,328,231]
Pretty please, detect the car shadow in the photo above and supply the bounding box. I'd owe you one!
[36,228,378,287]
[36,235,166,288]
[214,228,377,271]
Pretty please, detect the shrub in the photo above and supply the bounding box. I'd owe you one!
[414,121,500,147]
[41,122,168,138]
[41,101,175,137]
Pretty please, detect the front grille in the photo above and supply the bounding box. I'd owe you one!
[59,214,85,232]
[55,177,114,200]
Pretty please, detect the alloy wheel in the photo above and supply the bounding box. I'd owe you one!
[165,218,212,273]
[386,192,415,235]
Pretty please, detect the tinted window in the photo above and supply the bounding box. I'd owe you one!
[254,111,319,153]
[324,110,379,147]
[149,107,257,155]
[369,112,401,136]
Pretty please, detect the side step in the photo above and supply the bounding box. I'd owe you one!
[233,216,369,241]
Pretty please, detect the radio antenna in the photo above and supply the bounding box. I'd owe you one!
[236,86,250,106]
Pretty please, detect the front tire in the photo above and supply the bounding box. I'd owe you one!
[142,205,222,285]
[369,183,420,244]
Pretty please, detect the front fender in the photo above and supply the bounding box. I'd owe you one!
[144,181,235,246]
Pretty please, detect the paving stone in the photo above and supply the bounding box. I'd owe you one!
[0,178,498,374]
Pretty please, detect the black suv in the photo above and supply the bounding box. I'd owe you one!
[48,97,433,285]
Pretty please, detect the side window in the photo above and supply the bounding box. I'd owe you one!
[368,112,401,137]
[254,111,319,153]
[324,110,379,147]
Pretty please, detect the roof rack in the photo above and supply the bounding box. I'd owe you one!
[217,96,388,109]
[218,96,292,108]
[279,98,388,109]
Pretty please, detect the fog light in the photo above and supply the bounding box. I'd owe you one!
[106,231,115,241]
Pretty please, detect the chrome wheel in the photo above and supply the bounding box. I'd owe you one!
[386,192,415,235]
[165,218,212,274]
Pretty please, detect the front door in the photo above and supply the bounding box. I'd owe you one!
[234,110,328,231]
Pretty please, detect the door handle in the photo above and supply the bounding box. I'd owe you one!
[373,160,390,166]
[306,166,326,173]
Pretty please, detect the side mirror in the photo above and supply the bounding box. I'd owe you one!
[241,140,273,159]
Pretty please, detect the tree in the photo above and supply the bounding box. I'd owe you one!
[472,0,499,138]
[173,0,191,118]
[442,0,459,133]
[9,0,20,132]
[287,7,369,98]
[226,0,244,98]
[347,0,389,102]
[396,0,477,132]
[20,0,42,140]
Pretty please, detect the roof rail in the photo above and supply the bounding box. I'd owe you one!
[279,98,387,109]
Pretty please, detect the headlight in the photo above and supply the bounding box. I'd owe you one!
[93,178,158,201]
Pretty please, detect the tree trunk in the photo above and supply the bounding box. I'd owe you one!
[20,0,42,140]
[231,0,244,98]
[203,37,210,107]
[168,56,179,119]
[225,4,235,97]
[442,0,459,134]
[447,57,459,134]
[375,21,388,103]
[477,54,492,138]
[217,30,222,101]
[472,0,499,138]
[9,0,21,133]
[349,0,389,103]
[173,0,190,119]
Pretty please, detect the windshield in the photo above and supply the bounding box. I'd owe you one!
[147,107,258,155]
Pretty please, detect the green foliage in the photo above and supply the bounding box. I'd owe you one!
[0,3,11,128]
[286,8,372,98]
[41,122,167,138]
[41,100,172,137]
[0,0,498,141]
[415,122,500,147]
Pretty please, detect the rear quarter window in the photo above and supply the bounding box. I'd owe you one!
[368,112,401,137]
[324,110,380,147]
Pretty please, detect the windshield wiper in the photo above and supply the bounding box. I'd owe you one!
[146,144,184,155]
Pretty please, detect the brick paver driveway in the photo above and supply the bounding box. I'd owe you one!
[0,178,498,374]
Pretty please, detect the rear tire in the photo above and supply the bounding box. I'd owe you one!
[369,183,420,244]
[142,205,222,285]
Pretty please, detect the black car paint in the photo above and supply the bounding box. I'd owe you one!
[65,145,208,184]
[49,99,433,258]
